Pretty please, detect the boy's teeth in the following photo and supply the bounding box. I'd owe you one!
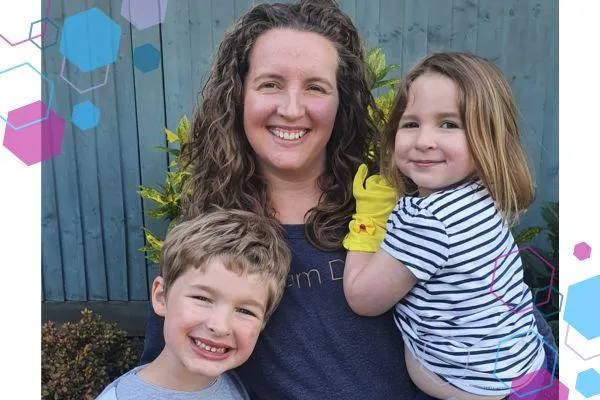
[193,338,227,353]
[269,128,307,140]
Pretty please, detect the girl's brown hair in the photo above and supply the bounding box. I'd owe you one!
[381,52,534,225]
[181,0,379,250]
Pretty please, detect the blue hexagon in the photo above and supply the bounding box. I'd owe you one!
[133,44,160,73]
[564,275,600,340]
[492,329,557,396]
[71,101,100,131]
[59,7,122,73]
[29,18,60,50]
[576,369,600,398]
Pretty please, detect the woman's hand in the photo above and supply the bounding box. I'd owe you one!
[342,163,397,252]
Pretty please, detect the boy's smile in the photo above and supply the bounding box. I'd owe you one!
[142,259,269,391]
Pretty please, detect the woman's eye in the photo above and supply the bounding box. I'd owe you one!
[399,122,418,129]
[308,85,325,93]
[441,121,459,129]
[259,82,279,89]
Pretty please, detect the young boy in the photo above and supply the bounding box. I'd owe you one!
[96,210,291,400]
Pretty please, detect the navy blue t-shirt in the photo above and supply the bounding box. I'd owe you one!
[140,224,417,399]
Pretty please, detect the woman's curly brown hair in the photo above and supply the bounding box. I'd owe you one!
[181,0,380,250]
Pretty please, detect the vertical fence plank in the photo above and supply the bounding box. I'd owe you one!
[128,1,169,298]
[537,0,558,211]
[451,0,478,52]
[401,0,427,75]
[355,0,380,49]
[426,0,452,52]
[379,0,404,82]
[47,0,88,301]
[110,0,149,301]
[475,0,504,62]
[42,160,65,301]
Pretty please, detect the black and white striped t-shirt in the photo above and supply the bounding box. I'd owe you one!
[381,180,545,396]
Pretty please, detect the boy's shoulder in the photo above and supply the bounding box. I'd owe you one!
[95,366,249,400]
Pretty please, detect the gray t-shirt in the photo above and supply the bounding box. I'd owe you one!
[96,365,250,400]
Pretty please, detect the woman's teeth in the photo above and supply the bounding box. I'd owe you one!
[269,128,307,140]
[193,338,227,353]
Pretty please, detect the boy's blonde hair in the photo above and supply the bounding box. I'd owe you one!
[381,52,534,225]
[159,209,291,321]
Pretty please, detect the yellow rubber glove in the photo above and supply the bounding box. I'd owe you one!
[343,163,397,252]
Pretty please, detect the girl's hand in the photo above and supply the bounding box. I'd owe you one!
[343,164,397,252]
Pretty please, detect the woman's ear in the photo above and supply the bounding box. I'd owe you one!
[151,276,167,317]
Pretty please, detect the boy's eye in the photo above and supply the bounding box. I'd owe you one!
[440,121,460,129]
[192,295,212,303]
[236,308,257,317]
[399,121,419,129]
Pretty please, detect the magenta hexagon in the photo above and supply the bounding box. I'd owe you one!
[3,101,65,165]
[573,242,592,261]
[121,0,168,30]
[490,246,555,314]
[508,368,569,399]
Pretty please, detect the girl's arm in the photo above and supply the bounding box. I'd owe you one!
[343,250,417,316]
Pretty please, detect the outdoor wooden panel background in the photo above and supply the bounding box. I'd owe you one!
[41,0,558,307]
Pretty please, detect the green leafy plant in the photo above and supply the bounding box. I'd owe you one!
[138,115,191,264]
[514,202,559,343]
[138,47,401,264]
[42,309,139,400]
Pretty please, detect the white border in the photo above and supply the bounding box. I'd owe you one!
[0,0,41,397]
[560,0,600,398]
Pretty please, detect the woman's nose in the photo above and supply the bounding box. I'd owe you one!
[277,90,305,120]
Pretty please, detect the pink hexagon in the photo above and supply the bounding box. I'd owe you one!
[490,246,555,314]
[508,368,569,399]
[3,101,65,165]
[121,0,168,30]
[573,242,592,261]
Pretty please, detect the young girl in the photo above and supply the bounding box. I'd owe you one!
[343,52,546,399]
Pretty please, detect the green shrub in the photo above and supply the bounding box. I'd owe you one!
[41,309,138,400]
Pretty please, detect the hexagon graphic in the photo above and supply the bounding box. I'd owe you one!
[29,18,60,50]
[564,324,600,361]
[564,275,600,340]
[59,7,122,73]
[574,242,592,261]
[533,285,563,318]
[0,63,55,130]
[3,101,65,166]
[576,369,600,398]
[493,329,558,396]
[71,101,100,131]
[133,44,161,73]
[508,369,569,399]
[121,0,168,30]
[491,246,555,314]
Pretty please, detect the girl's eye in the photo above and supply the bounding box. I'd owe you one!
[236,308,257,317]
[399,122,419,129]
[192,296,212,303]
[441,121,460,129]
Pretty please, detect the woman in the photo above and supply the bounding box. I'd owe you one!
[141,1,418,399]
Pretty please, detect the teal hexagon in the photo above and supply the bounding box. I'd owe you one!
[576,369,600,398]
[59,7,122,73]
[133,44,160,73]
[71,101,100,131]
[564,275,600,340]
